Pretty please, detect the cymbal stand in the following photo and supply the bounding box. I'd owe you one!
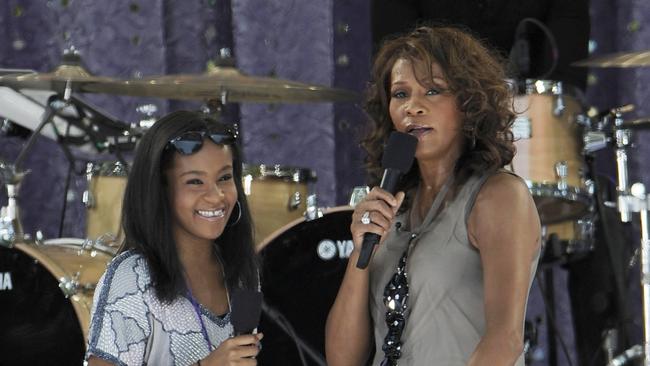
[0,81,72,247]
[605,111,649,365]
[0,161,27,247]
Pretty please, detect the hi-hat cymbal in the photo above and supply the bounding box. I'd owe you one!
[572,50,650,68]
[83,64,359,103]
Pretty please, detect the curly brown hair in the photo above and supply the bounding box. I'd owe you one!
[363,25,516,194]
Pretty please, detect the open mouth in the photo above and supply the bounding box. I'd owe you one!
[406,125,433,137]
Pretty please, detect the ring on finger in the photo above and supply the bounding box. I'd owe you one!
[361,211,371,225]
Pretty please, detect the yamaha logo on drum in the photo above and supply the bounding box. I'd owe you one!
[317,239,354,260]
[0,272,12,291]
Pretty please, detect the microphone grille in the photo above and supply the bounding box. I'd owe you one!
[381,132,418,172]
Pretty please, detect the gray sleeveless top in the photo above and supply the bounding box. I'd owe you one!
[369,171,539,366]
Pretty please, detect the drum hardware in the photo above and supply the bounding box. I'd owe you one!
[603,328,619,364]
[554,161,569,191]
[134,104,159,130]
[0,161,29,247]
[82,163,95,209]
[572,49,650,68]
[304,194,323,221]
[58,271,81,298]
[348,185,370,207]
[552,81,565,117]
[288,191,302,211]
[592,106,650,364]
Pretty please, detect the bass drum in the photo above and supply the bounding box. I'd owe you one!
[257,206,353,366]
[0,239,114,366]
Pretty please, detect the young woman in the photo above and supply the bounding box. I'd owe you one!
[86,111,262,366]
[326,26,542,365]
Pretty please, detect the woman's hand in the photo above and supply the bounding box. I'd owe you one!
[200,333,263,366]
[350,187,405,252]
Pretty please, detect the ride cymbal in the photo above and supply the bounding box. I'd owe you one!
[83,65,359,103]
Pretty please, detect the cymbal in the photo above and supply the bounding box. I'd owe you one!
[0,54,120,93]
[82,64,359,103]
[572,50,650,68]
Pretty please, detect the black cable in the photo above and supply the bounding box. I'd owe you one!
[261,300,327,366]
[535,270,576,366]
[56,119,76,238]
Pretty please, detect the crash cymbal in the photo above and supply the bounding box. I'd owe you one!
[572,50,650,68]
[0,52,121,93]
[83,64,359,103]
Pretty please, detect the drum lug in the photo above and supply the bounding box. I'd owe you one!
[83,163,95,209]
[555,161,569,191]
[304,194,323,221]
[288,191,302,211]
[553,82,565,117]
[348,186,370,207]
[58,272,80,298]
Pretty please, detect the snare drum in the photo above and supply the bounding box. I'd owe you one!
[511,80,591,224]
[84,161,128,241]
[0,238,114,365]
[256,206,353,365]
[242,163,316,245]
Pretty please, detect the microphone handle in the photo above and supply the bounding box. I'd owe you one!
[356,233,380,269]
[355,168,401,269]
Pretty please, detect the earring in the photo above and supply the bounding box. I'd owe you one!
[228,201,242,227]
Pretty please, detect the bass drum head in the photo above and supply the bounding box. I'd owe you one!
[257,207,353,365]
[0,245,85,365]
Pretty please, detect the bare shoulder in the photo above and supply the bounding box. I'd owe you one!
[468,171,541,250]
[477,171,531,204]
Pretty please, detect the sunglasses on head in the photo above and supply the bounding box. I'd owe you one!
[167,128,237,155]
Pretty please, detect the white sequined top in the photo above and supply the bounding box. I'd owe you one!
[85,250,234,366]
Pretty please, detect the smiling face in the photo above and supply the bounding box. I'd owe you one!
[388,58,465,164]
[166,140,237,248]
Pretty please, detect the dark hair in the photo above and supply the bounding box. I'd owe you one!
[363,25,516,195]
[121,110,259,303]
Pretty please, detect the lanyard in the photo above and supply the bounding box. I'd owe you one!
[187,289,215,351]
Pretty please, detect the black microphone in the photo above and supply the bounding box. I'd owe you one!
[356,131,417,269]
[230,289,263,336]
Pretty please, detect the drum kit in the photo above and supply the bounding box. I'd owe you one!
[0,48,356,365]
[1,46,650,365]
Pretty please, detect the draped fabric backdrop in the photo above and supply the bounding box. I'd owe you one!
[0,1,648,365]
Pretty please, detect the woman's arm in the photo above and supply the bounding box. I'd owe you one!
[325,188,404,366]
[466,173,542,366]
